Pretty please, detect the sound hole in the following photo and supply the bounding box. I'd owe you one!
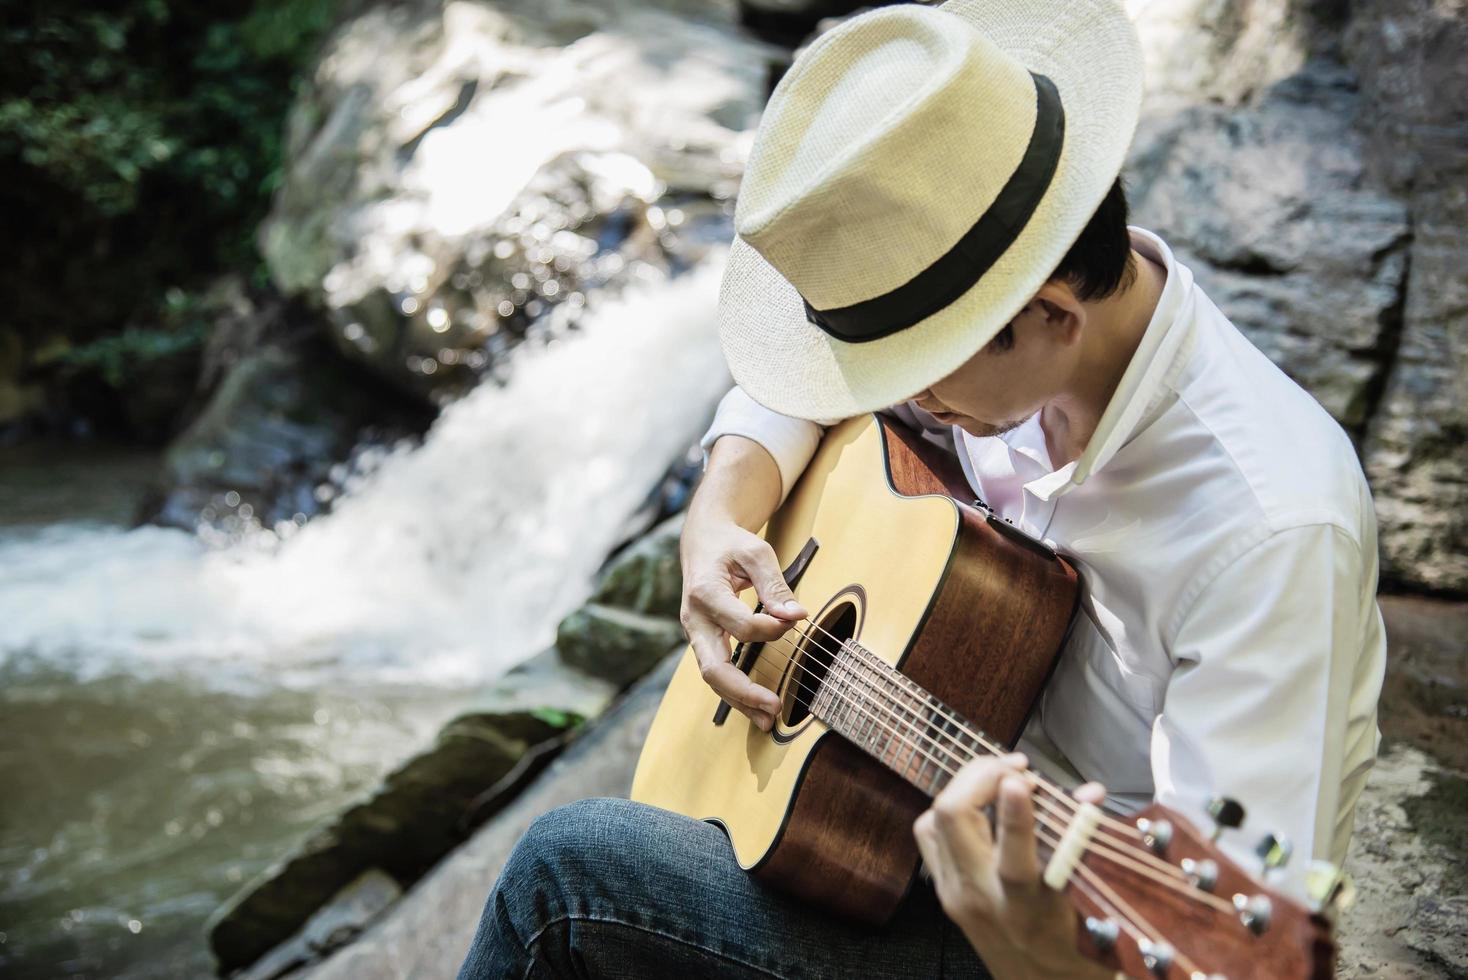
[781,600,859,728]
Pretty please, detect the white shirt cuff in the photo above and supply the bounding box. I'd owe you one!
[698,386,829,506]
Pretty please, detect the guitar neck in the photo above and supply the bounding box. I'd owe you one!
[809,639,997,798]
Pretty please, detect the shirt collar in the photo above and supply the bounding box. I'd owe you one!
[1020,227,1197,501]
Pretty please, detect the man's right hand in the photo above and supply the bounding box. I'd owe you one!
[679,519,807,732]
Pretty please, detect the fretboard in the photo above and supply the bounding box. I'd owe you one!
[810,640,997,797]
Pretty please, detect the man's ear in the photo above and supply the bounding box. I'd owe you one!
[1030,281,1085,346]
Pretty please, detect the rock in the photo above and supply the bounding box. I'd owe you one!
[556,603,687,687]
[591,511,685,619]
[1131,0,1345,111]
[737,0,881,50]
[1341,0,1468,198]
[260,0,774,401]
[233,870,402,980]
[1342,2,1468,594]
[477,643,620,720]
[0,326,47,438]
[208,709,574,974]
[1126,62,1411,439]
[295,651,682,980]
[1336,744,1468,978]
[145,333,432,534]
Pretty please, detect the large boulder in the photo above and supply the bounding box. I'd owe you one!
[1126,0,1468,593]
[1126,63,1411,438]
[259,0,773,401]
[1344,1,1468,594]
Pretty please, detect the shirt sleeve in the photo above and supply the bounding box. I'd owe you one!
[1152,522,1385,894]
[697,385,836,507]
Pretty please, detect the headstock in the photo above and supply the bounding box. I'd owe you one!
[1055,800,1341,980]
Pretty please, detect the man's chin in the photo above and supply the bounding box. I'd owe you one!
[959,417,1025,439]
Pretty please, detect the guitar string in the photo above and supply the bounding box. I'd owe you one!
[741,633,1229,968]
[739,619,1204,889]
[1029,821,1200,978]
[751,624,1227,910]
[1028,820,1169,973]
[740,630,1237,918]
[786,612,1195,866]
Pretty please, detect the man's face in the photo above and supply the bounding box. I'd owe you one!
[912,288,1083,439]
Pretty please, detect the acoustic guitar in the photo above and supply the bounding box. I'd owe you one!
[632,413,1349,979]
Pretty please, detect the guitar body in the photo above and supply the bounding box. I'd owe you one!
[632,413,1080,923]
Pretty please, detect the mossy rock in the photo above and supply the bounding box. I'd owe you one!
[208,708,575,974]
[556,603,687,688]
[591,513,685,618]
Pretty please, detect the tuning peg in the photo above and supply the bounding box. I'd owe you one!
[1255,832,1292,873]
[1206,796,1245,840]
[1233,892,1273,935]
[1180,857,1219,892]
[1137,938,1175,976]
[1083,916,1119,951]
[1135,816,1173,854]
[1304,860,1357,915]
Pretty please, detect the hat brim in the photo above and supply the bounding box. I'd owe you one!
[716,0,1144,422]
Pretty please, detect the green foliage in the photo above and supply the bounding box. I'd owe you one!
[52,288,212,388]
[529,707,587,731]
[0,0,337,381]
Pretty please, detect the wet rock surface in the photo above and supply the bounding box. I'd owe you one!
[207,709,574,974]
[297,651,682,980]
[261,0,770,402]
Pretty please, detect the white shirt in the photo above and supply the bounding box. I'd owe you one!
[698,227,1386,890]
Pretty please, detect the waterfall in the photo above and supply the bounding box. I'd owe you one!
[0,253,731,689]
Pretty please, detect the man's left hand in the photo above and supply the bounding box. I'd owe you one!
[913,753,1115,980]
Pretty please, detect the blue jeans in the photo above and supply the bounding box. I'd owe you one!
[458,797,991,979]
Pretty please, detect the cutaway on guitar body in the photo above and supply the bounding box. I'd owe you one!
[631,413,1081,924]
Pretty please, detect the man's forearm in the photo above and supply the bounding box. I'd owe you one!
[687,435,785,535]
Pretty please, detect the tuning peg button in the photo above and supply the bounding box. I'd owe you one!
[1255,832,1293,871]
[1233,892,1273,935]
[1137,939,1175,976]
[1181,857,1219,892]
[1206,796,1245,839]
[1136,817,1173,854]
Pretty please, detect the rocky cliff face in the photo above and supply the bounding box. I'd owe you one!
[1121,0,1467,594]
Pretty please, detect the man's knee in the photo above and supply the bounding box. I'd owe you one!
[497,798,641,914]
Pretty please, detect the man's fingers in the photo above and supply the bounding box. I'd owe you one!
[735,542,808,621]
[1074,781,1107,807]
[995,773,1041,888]
[692,584,800,642]
[686,622,781,725]
[924,753,1027,874]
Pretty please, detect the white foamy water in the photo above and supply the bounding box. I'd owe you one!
[0,255,731,688]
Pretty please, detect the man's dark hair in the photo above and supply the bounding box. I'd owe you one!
[1050,175,1135,301]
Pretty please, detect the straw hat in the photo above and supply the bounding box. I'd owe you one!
[716,0,1144,421]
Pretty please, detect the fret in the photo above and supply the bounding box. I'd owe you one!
[831,647,852,734]
[841,648,864,743]
[859,663,878,751]
[820,638,985,796]
[913,697,936,791]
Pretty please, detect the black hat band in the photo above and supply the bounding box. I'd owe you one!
[801,72,1066,344]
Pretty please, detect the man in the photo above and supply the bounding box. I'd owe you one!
[459,0,1386,976]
